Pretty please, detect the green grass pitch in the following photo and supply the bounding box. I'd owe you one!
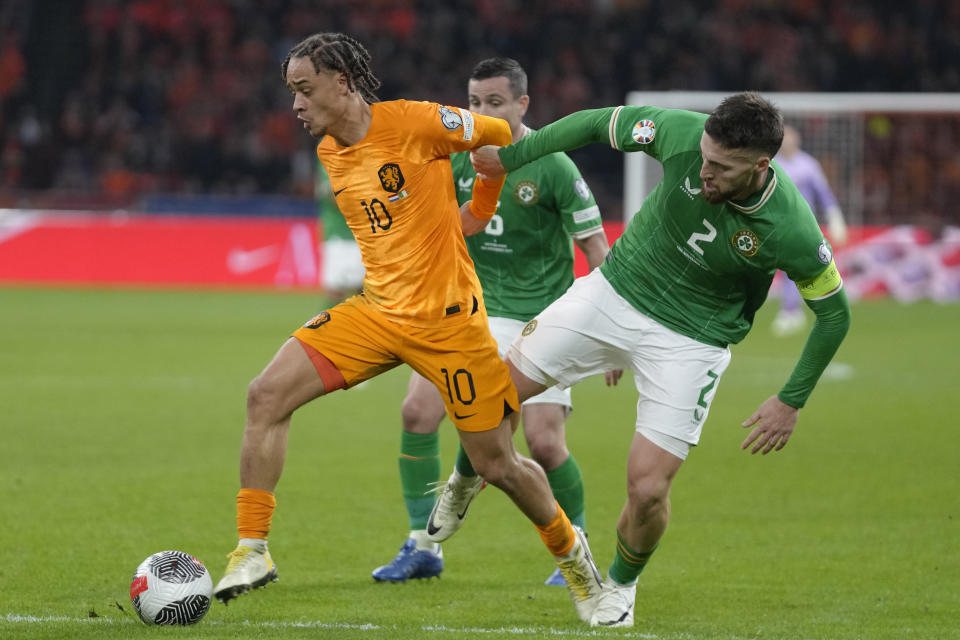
[1,287,957,639]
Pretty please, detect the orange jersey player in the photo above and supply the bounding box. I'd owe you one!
[316,98,506,324]
[213,32,604,625]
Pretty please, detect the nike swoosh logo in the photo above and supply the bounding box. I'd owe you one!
[0,210,39,245]
[333,186,347,196]
[425,503,470,537]
[453,412,477,419]
[599,605,634,626]
[227,245,280,274]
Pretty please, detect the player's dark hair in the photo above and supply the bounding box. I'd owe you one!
[470,57,527,99]
[281,32,381,103]
[704,91,783,158]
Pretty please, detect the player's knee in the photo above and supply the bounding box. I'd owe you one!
[523,412,568,470]
[625,476,669,519]
[525,432,568,471]
[246,374,282,422]
[400,394,443,434]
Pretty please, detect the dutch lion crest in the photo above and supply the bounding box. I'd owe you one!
[378,163,405,193]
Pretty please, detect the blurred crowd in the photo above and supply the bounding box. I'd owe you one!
[1,0,958,222]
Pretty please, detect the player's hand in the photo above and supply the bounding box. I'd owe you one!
[740,395,799,454]
[828,219,848,246]
[604,370,623,386]
[459,201,490,236]
[826,206,848,246]
[470,146,506,180]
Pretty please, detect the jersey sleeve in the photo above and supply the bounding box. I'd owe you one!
[499,108,621,171]
[403,100,510,219]
[778,209,842,298]
[777,289,851,408]
[544,153,603,239]
[499,106,709,171]
[775,203,849,408]
[608,106,709,161]
[404,100,511,157]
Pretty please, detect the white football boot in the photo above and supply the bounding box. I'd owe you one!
[213,543,278,604]
[425,470,484,542]
[590,575,637,627]
[555,525,604,623]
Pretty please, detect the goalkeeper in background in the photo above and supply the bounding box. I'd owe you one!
[316,162,364,300]
[772,124,848,335]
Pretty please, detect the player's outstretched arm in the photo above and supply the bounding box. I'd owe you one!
[497,107,623,172]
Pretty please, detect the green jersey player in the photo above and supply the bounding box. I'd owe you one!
[456,92,852,627]
[456,148,605,321]
[371,57,611,586]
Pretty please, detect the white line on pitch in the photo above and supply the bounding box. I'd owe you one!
[4,613,827,640]
[2,613,658,637]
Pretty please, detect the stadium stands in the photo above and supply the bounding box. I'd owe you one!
[1,0,958,222]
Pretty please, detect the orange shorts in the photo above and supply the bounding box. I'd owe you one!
[292,295,518,432]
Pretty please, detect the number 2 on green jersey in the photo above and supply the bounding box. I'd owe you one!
[686,219,717,256]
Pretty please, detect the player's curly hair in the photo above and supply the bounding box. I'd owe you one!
[470,57,528,99]
[281,33,381,103]
[704,91,783,158]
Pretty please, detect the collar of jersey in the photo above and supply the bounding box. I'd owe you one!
[727,167,778,215]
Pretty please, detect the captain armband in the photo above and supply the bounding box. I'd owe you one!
[796,260,843,301]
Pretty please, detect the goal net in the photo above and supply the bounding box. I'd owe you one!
[623,92,960,228]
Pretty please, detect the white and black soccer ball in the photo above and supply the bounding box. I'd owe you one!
[130,550,213,625]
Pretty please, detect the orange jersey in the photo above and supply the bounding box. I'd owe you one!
[317,100,511,326]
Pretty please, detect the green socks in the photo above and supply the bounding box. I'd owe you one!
[609,530,657,585]
[398,431,441,529]
[546,455,586,530]
[454,443,477,477]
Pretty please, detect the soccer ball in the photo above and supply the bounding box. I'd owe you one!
[129,550,213,625]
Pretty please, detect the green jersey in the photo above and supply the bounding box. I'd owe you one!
[451,143,603,321]
[316,162,353,242]
[501,106,834,348]
[500,106,852,408]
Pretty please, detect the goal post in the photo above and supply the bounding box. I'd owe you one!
[623,92,960,227]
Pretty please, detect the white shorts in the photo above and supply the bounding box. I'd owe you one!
[488,315,572,409]
[508,270,731,459]
[322,238,365,291]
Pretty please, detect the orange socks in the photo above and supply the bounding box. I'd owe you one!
[237,488,276,540]
[535,502,576,557]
